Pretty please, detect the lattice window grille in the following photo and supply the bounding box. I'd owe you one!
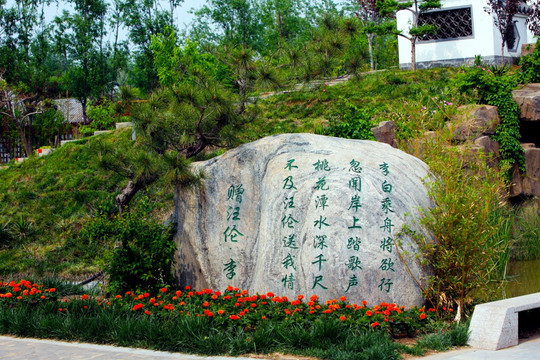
[418,7,473,41]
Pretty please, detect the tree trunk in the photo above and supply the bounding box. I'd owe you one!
[116,180,143,212]
[411,37,417,71]
[15,122,32,158]
[501,43,505,65]
[368,33,375,71]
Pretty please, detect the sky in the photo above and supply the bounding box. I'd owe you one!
[6,0,204,42]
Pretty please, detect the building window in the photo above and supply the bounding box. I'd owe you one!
[418,7,473,41]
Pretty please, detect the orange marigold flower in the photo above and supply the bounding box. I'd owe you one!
[13,286,20,292]
[185,286,191,290]
[217,309,225,315]
[366,310,373,317]
[340,296,347,302]
[230,315,240,320]
[267,292,275,298]
[262,316,267,320]
[49,288,56,293]
[420,313,426,320]
[297,294,304,300]
[175,290,182,297]
[144,310,151,315]
[251,303,257,308]
[40,295,45,299]
[419,308,424,312]
[115,295,122,299]
[203,301,209,307]
[371,322,380,328]
[362,300,367,306]
[339,315,346,321]
[81,294,89,300]
[227,286,234,292]
[160,287,167,293]
[322,309,332,314]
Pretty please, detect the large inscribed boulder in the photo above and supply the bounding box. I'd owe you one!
[174,134,433,307]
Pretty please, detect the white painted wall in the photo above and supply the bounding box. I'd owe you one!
[397,0,537,67]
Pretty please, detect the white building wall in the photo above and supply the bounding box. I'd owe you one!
[397,0,537,68]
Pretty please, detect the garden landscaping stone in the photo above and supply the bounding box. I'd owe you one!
[513,84,540,122]
[174,133,433,307]
[448,104,499,142]
[371,121,398,148]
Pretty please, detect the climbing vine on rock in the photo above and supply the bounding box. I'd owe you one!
[455,65,524,174]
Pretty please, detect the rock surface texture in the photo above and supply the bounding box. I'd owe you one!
[174,134,433,307]
[513,84,540,122]
[371,121,398,148]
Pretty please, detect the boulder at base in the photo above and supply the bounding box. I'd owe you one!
[174,134,433,307]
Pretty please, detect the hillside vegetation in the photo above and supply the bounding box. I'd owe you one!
[1,65,538,316]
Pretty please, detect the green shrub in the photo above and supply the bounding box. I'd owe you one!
[519,44,540,83]
[455,65,524,173]
[326,100,375,140]
[79,100,117,135]
[403,134,509,319]
[78,200,176,294]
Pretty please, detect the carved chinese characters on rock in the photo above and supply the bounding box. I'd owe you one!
[223,183,245,281]
[175,134,432,307]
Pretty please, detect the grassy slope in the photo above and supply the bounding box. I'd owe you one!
[0,129,174,277]
[0,68,467,278]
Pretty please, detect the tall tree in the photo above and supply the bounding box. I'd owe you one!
[122,0,182,91]
[55,0,111,119]
[191,0,264,51]
[380,0,441,71]
[0,0,42,84]
[354,0,395,71]
[0,73,43,157]
[259,0,311,52]
[485,0,521,64]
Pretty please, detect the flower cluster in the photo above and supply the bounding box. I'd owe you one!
[0,280,57,305]
[1,280,450,336]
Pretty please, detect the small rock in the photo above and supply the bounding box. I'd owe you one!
[371,121,398,148]
[450,105,500,141]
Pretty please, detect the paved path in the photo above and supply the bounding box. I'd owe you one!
[409,334,540,360]
[1,334,540,360]
[0,336,260,360]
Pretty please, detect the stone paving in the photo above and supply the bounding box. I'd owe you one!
[0,336,260,360]
[409,334,540,360]
[2,334,540,360]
